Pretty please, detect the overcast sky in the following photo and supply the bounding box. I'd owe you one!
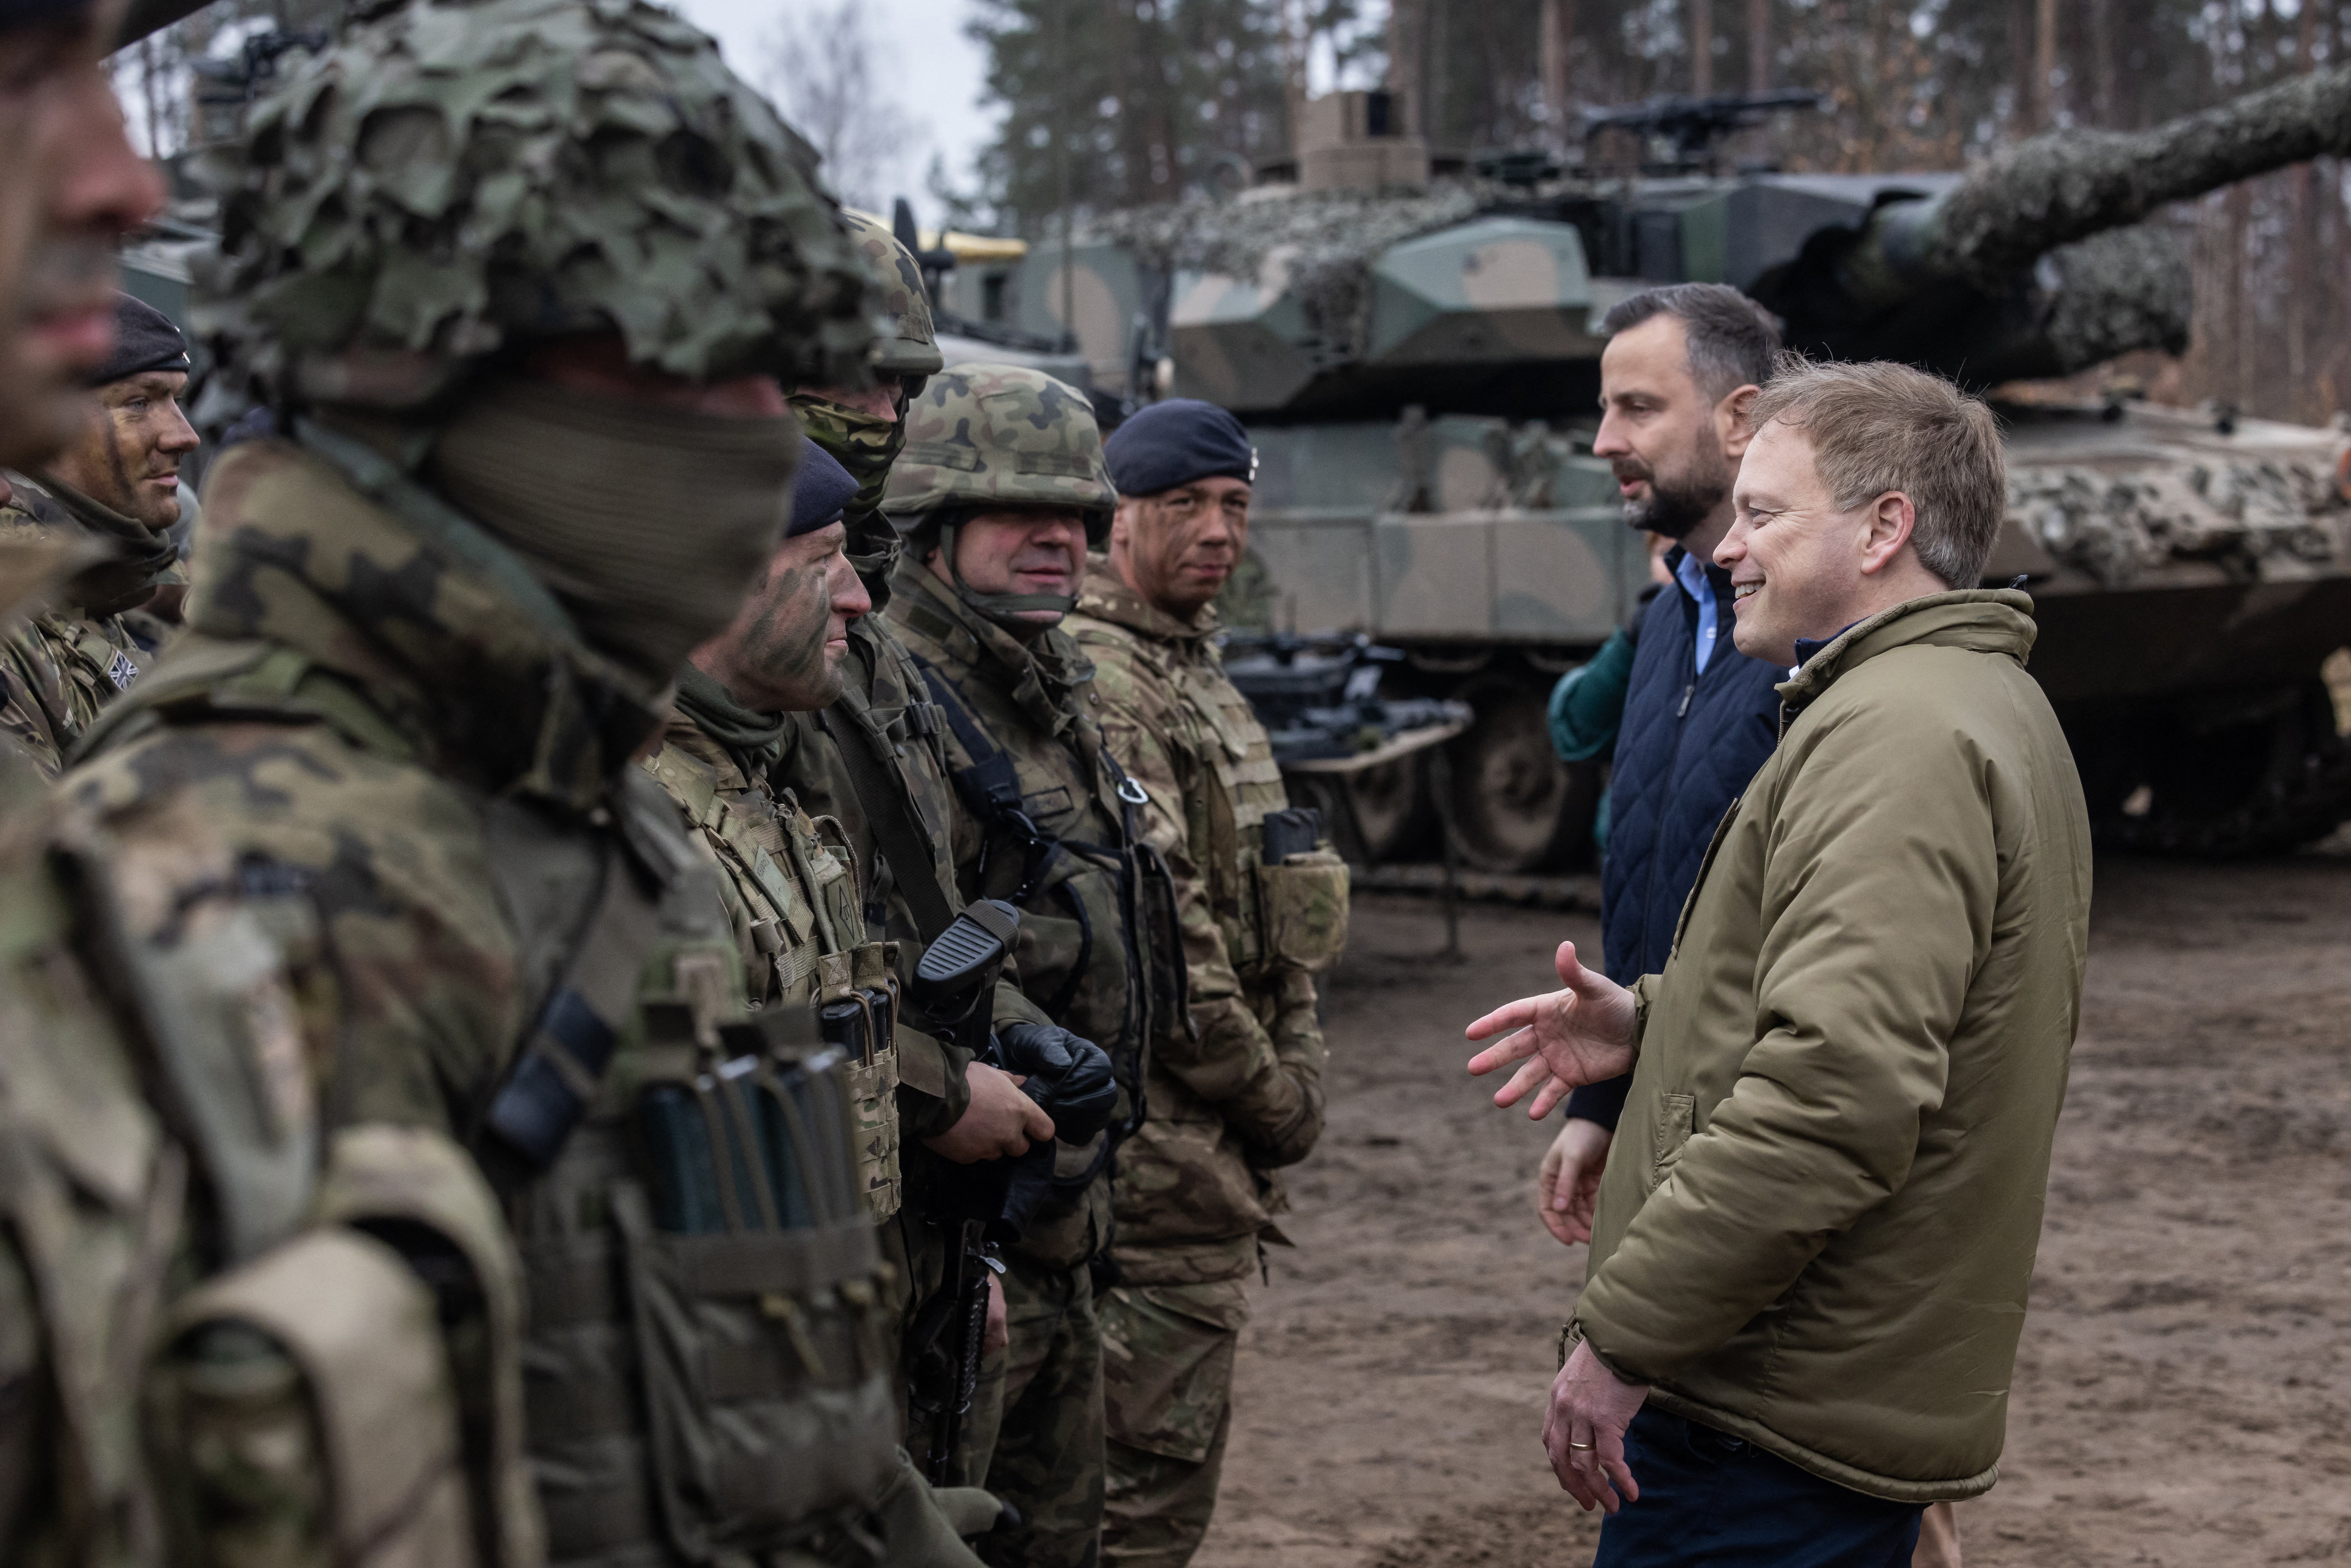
[662,0,1389,232]
[664,0,998,227]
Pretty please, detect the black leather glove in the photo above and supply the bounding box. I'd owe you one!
[995,1022,1117,1145]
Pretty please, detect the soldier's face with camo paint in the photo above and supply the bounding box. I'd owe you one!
[0,0,161,473]
[1593,314,1751,552]
[689,520,871,712]
[46,368,198,529]
[1110,475,1251,621]
[932,504,1089,630]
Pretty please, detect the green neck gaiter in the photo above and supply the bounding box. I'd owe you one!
[788,390,903,530]
[430,378,798,686]
[38,475,179,616]
[675,664,789,776]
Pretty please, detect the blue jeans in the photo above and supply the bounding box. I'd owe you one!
[1592,1409,1924,1568]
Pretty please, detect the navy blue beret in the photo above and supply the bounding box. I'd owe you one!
[90,292,189,387]
[787,436,858,536]
[1103,398,1256,498]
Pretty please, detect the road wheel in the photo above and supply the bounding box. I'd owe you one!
[1441,675,1599,872]
[2079,680,2351,856]
[1342,756,1432,863]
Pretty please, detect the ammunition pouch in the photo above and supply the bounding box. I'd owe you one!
[151,1227,477,1568]
[1251,848,1352,975]
[823,940,905,1222]
[525,1027,898,1566]
[461,772,901,1564]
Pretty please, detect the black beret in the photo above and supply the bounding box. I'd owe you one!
[787,437,858,537]
[89,292,189,386]
[1103,398,1257,498]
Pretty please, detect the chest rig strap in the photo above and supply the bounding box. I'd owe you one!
[818,696,959,943]
[911,658,1067,905]
[477,780,695,1184]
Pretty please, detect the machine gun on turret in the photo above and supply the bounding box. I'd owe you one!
[1580,88,1829,172]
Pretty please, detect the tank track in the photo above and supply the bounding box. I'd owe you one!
[2092,683,2351,857]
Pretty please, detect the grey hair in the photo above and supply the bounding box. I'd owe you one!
[1599,283,1783,403]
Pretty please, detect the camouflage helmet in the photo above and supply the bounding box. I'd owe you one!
[882,363,1116,543]
[195,0,877,408]
[839,210,943,390]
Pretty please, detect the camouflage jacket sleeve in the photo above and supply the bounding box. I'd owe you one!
[1093,654,1320,1166]
[0,620,75,777]
[47,772,531,1568]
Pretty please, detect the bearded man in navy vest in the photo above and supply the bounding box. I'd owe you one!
[1534,284,1785,1233]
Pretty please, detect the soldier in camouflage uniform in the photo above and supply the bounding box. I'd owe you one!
[648,443,893,1211]
[793,210,943,546]
[56,2,1001,1563]
[0,292,195,773]
[1066,399,1350,1568]
[780,212,1072,1422]
[0,4,533,1565]
[785,208,1043,1218]
[881,363,1164,1568]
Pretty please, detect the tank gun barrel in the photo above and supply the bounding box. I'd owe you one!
[1861,64,2351,297]
[116,0,212,49]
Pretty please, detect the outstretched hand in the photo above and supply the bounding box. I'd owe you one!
[1465,941,1638,1118]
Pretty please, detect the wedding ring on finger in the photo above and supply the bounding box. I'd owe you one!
[1567,1441,1596,1451]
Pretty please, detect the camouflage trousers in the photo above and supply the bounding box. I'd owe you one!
[1098,1276,1250,1568]
[959,1254,1104,1568]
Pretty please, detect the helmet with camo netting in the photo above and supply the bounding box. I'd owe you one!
[839,211,943,393]
[882,363,1115,541]
[194,0,878,408]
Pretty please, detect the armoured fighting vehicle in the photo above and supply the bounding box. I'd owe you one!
[952,73,2351,868]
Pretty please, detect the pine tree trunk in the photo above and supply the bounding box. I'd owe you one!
[1540,0,1575,150]
[2035,0,2059,129]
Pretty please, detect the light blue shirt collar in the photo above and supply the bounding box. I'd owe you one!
[1674,548,1719,677]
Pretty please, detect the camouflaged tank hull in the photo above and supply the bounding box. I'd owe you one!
[1227,402,2351,866]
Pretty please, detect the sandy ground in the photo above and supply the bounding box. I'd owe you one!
[1192,854,2351,1568]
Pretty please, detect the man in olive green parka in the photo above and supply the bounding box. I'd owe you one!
[1469,359,2091,1568]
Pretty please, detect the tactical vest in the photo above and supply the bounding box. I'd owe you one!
[1073,612,1350,980]
[67,451,902,1566]
[643,727,906,1223]
[888,584,1187,1266]
[467,750,901,1568]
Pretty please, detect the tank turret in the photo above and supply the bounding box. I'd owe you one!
[1754,65,2351,385]
[990,65,2351,870]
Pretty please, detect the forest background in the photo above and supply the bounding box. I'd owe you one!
[115,0,2351,426]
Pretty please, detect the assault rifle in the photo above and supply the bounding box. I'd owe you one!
[907,900,1022,1487]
